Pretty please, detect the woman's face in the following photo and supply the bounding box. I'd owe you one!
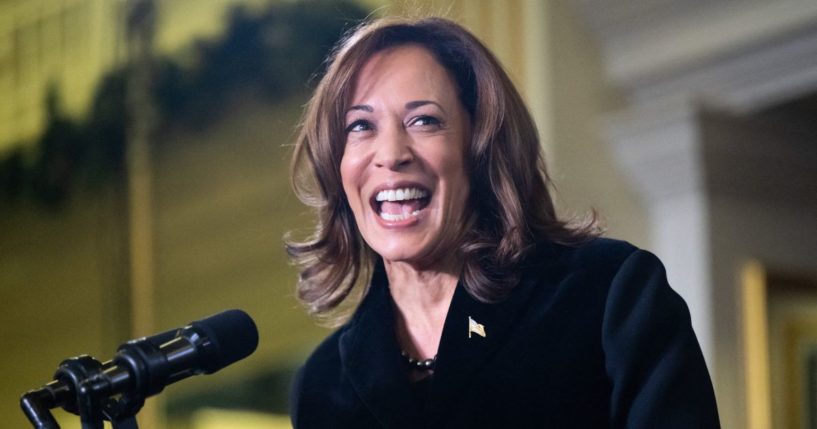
[340,44,471,268]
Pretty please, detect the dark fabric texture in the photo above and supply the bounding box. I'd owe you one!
[290,238,720,428]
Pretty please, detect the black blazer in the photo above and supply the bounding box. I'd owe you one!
[290,238,720,428]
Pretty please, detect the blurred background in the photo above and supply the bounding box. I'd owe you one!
[1,0,816,428]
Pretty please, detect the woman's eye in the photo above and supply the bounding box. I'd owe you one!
[410,115,442,128]
[345,120,372,133]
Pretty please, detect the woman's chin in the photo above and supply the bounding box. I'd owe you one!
[373,245,427,266]
[373,240,461,273]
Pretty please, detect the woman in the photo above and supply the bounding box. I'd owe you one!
[287,16,719,428]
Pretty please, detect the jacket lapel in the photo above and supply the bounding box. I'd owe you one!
[339,262,423,429]
[339,243,559,428]
[426,244,557,428]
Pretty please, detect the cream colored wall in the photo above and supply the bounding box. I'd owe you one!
[151,96,328,380]
[148,96,329,429]
[0,187,130,428]
[546,0,646,245]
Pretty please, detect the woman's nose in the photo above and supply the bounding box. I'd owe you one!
[373,126,413,170]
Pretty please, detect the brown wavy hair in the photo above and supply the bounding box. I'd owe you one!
[287,16,598,323]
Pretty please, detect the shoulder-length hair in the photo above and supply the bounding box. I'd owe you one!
[287,16,597,323]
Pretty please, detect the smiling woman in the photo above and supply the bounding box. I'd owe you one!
[286,16,720,429]
[287,17,583,319]
[341,45,471,272]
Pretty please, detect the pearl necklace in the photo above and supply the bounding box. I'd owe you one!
[400,349,437,370]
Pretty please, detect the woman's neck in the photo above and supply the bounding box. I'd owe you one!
[385,259,460,362]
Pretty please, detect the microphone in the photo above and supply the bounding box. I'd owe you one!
[21,309,258,429]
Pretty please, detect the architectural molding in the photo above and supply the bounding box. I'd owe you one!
[572,0,817,112]
[606,99,817,210]
[604,99,701,204]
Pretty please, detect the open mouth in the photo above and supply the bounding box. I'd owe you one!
[372,186,431,222]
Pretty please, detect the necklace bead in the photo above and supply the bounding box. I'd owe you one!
[400,349,437,370]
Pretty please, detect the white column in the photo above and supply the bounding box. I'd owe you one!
[606,101,714,369]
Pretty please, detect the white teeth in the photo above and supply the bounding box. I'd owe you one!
[375,187,428,202]
[374,187,428,221]
[379,210,421,221]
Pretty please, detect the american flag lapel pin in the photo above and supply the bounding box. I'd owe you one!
[468,316,486,338]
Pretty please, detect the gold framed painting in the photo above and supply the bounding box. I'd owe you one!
[742,261,817,429]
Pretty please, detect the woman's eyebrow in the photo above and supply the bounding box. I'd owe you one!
[405,100,445,113]
[347,104,373,113]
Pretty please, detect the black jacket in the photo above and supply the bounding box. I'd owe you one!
[290,238,720,428]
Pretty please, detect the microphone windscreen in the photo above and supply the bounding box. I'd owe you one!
[190,309,259,373]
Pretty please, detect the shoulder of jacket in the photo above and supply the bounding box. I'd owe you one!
[290,327,347,427]
[302,327,345,373]
[554,237,640,269]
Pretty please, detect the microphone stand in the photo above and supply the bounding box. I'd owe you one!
[20,356,143,429]
[21,309,259,429]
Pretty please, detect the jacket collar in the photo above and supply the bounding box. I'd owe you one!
[338,261,422,429]
[338,244,557,428]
